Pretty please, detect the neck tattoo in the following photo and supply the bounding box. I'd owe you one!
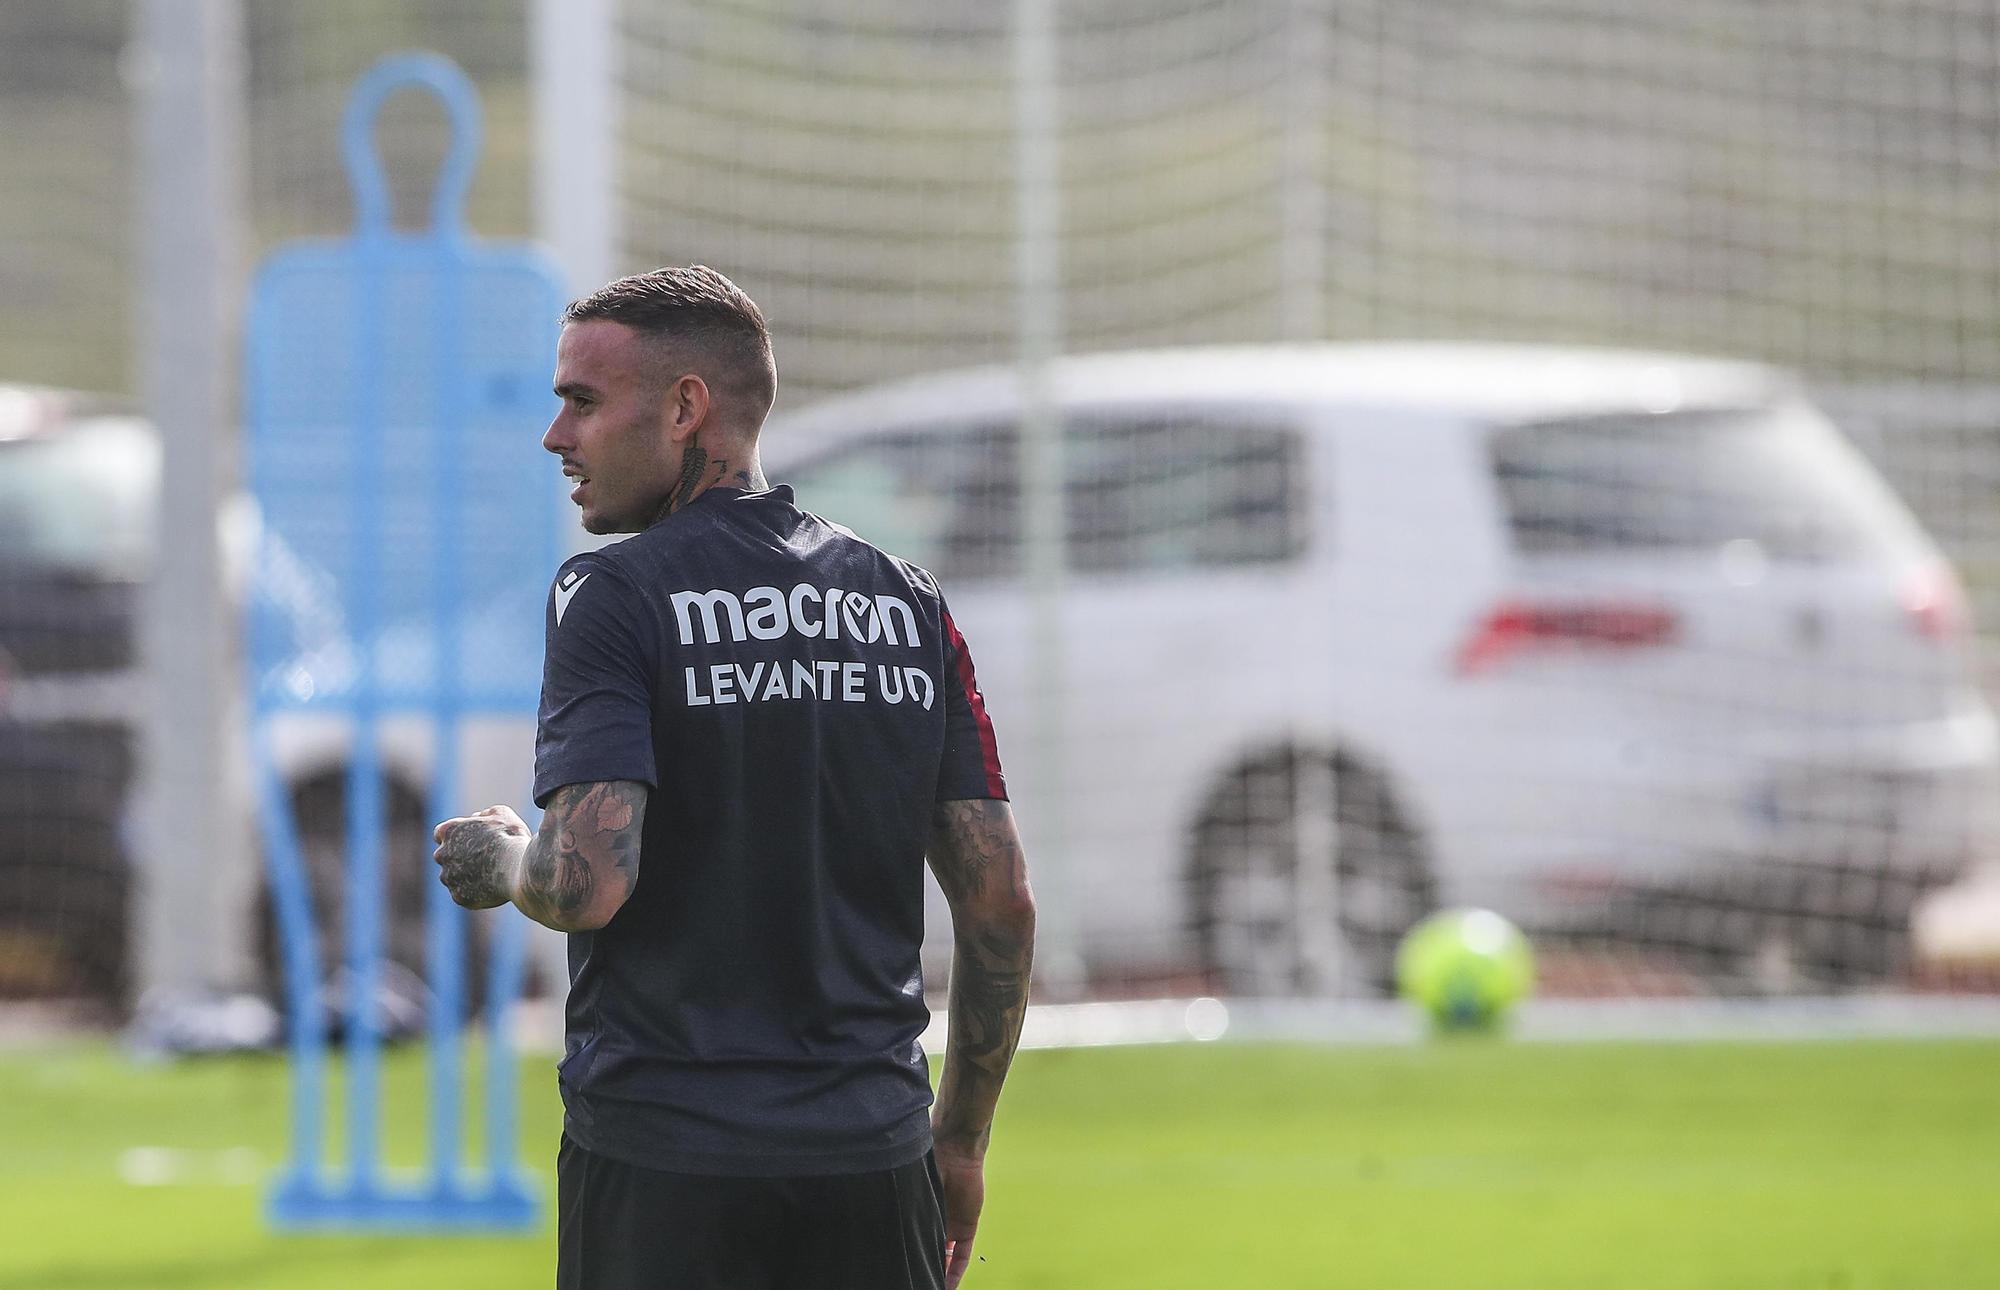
[652,444,712,525]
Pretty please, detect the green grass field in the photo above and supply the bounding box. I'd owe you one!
[4,1038,1998,1289]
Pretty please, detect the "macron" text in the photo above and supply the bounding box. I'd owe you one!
[670,585,923,648]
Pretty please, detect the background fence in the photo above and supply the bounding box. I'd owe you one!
[4,0,2000,1014]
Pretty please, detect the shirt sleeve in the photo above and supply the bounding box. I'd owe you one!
[935,599,1008,801]
[533,556,658,807]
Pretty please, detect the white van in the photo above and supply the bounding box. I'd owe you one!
[768,344,2000,994]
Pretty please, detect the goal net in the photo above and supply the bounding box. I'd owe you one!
[613,0,2000,1001]
[6,0,2000,1013]
[0,6,141,1012]
[0,4,542,1015]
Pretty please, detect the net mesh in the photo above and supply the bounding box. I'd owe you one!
[617,0,2000,999]
[244,2,531,248]
[0,2,537,1012]
[237,7,542,1006]
[0,8,136,1010]
[623,0,2000,396]
[0,3,134,394]
[5,1,2000,1009]
[1316,0,2000,382]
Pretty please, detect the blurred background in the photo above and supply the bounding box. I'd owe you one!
[5,2,2000,1285]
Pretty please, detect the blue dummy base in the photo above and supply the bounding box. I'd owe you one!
[268,1168,541,1232]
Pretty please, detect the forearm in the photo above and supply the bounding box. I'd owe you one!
[425,819,581,930]
[445,782,642,933]
[925,798,1037,1155]
[934,905,1035,1155]
[508,828,596,932]
[436,784,645,929]
[510,782,643,932]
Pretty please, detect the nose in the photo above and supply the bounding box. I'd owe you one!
[542,413,571,456]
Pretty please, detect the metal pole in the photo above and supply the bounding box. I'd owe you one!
[1014,0,1081,995]
[530,0,622,1031]
[533,0,621,300]
[132,0,251,999]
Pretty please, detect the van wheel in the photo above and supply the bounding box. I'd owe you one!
[1187,748,1435,996]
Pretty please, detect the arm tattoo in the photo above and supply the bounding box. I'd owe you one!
[928,799,1037,1155]
[515,780,647,931]
[928,799,1030,906]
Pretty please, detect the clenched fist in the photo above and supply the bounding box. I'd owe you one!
[432,805,532,909]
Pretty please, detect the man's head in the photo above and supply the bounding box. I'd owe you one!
[544,265,777,533]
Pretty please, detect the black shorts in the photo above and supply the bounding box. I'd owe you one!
[556,1134,947,1290]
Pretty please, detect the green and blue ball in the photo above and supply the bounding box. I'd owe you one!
[1396,908,1534,1033]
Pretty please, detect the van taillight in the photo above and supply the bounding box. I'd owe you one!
[1903,564,1969,641]
[1456,602,1680,675]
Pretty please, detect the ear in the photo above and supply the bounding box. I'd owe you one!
[666,374,711,443]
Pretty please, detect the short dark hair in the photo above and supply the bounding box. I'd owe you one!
[564,265,777,416]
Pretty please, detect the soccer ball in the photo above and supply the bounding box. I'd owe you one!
[1395,908,1534,1033]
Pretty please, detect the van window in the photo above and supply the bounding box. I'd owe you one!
[787,415,1306,583]
[1490,405,1916,561]
[1065,416,1305,574]
[784,424,1020,583]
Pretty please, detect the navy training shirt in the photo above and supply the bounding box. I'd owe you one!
[533,484,1007,1177]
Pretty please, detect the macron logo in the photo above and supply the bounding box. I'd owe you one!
[669,585,921,648]
[554,571,591,625]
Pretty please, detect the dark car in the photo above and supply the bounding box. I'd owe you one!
[0,387,508,1015]
[0,387,154,1006]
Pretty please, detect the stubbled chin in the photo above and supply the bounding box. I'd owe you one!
[580,509,644,536]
